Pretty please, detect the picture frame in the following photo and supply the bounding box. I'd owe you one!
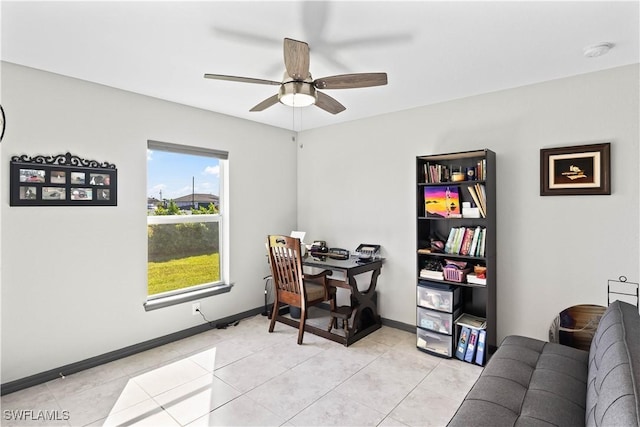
[10,152,117,206]
[424,185,462,218]
[540,142,610,196]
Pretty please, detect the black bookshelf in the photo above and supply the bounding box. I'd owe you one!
[415,149,496,363]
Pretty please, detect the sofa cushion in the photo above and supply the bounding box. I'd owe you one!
[448,335,588,427]
[449,300,640,427]
[586,300,640,426]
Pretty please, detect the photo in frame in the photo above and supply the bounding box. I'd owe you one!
[540,143,610,196]
[10,152,117,206]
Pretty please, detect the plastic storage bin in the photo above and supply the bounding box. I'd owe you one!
[416,328,453,357]
[417,281,461,313]
[417,306,462,335]
[443,267,471,283]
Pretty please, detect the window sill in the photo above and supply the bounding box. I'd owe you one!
[143,283,233,312]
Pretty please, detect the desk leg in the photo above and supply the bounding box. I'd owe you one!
[348,267,382,342]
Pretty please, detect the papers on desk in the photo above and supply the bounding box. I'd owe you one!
[290,231,306,242]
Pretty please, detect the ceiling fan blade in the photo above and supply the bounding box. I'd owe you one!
[314,73,388,90]
[329,33,413,49]
[301,1,329,44]
[204,74,281,86]
[283,38,310,81]
[250,94,280,112]
[315,91,346,114]
[212,27,281,48]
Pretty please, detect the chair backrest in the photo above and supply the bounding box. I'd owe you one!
[267,235,305,307]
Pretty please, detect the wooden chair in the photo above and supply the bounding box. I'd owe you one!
[267,235,334,344]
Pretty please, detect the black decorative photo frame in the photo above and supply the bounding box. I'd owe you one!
[10,152,117,206]
[540,142,611,196]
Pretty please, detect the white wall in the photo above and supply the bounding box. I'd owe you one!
[2,62,638,384]
[1,63,298,382]
[297,64,639,343]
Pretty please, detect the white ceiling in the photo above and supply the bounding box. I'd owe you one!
[2,1,639,131]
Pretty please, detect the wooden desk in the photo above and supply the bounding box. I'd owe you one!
[288,256,384,346]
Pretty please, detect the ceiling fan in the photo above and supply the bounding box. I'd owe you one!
[204,38,387,114]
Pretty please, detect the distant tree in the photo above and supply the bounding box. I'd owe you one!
[192,202,218,215]
[153,200,183,216]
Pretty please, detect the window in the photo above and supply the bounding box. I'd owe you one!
[145,141,230,310]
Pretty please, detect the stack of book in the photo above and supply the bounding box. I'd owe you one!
[444,226,486,257]
[466,184,487,218]
[422,160,486,183]
[467,273,487,285]
[420,269,444,280]
[423,163,450,183]
[454,313,487,366]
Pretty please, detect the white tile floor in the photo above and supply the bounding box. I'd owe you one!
[1,308,483,426]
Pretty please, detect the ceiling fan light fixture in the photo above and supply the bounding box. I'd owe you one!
[278,81,316,107]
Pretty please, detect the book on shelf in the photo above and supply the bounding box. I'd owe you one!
[478,227,486,257]
[453,227,465,254]
[475,183,487,217]
[464,328,479,363]
[442,226,485,257]
[468,226,481,256]
[466,186,483,218]
[455,326,471,360]
[444,227,457,254]
[456,313,487,330]
[424,186,461,218]
[475,329,486,366]
[475,159,486,181]
[420,269,444,280]
[423,163,451,184]
[460,227,475,256]
[467,273,487,285]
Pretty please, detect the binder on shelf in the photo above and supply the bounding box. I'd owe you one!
[455,326,471,360]
[475,329,487,366]
[464,329,479,363]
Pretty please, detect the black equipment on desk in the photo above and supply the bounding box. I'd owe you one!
[309,241,328,257]
[327,248,350,260]
[355,244,381,261]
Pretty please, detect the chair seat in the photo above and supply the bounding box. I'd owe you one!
[331,305,353,319]
[305,282,327,301]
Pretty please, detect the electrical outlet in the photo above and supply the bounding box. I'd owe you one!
[191,302,200,316]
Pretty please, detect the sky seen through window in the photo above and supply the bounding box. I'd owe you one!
[147,149,220,201]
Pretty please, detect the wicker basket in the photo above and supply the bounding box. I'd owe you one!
[443,267,471,283]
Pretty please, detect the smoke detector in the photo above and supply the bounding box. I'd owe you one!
[583,42,613,58]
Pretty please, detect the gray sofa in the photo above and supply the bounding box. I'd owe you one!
[448,300,640,426]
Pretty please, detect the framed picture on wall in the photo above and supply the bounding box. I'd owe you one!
[540,142,610,196]
[10,152,117,206]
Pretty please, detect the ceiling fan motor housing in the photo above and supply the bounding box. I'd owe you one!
[278,81,317,107]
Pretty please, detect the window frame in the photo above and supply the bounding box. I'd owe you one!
[144,140,231,312]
